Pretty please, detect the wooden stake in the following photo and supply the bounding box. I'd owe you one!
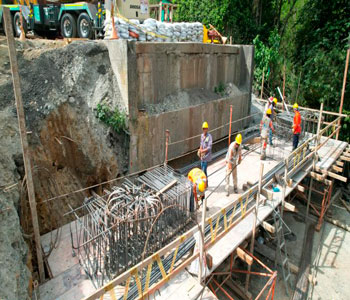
[336,48,350,140]
[282,63,286,111]
[228,105,233,146]
[3,7,45,282]
[260,67,265,100]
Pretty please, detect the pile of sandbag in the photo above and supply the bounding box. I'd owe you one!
[104,17,204,43]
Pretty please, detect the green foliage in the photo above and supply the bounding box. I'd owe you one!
[214,82,226,96]
[253,29,281,93]
[96,103,127,134]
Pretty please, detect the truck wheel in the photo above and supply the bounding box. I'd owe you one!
[77,12,92,39]
[13,12,27,37]
[61,13,77,38]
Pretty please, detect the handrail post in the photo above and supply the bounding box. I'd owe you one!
[228,105,233,145]
[164,129,170,166]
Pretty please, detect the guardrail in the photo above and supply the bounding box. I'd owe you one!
[84,184,260,300]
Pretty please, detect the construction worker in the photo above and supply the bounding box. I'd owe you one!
[292,103,301,150]
[225,134,242,196]
[199,122,212,182]
[260,109,275,160]
[188,168,208,212]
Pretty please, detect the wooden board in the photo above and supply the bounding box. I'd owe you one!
[316,138,348,171]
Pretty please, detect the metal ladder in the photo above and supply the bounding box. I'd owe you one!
[272,207,292,296]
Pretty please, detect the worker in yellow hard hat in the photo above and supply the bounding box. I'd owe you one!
[265,96,277,146]
[292,103,301,150]
[198,121,212,184]
[188,168,208,211]
[260,109,275,160]
[225,133,242,196]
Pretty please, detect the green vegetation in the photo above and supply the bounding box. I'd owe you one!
[214,82,226,96]
[173,0,350,141]
[96,103,127,134]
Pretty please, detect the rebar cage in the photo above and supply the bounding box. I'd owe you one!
[69,166,192,287]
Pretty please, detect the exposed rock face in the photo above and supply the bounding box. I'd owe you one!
[0,37,129,299]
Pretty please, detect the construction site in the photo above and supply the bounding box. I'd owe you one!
[0,1,350,300]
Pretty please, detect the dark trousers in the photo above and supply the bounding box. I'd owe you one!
[201,161,208,184]
[293,133,300,150]
[190,189,195,213]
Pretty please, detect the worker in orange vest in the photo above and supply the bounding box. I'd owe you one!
[188,168,208,212]
[292,103,301,150]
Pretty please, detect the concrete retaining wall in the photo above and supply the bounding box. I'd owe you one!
[105,40,254,171]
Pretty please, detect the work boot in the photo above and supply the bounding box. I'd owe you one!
[260,153,266,160]
[226,190,229,197]
[234,187,238,193]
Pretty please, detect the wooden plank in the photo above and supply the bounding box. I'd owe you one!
[340,155,350,162]
[315,167,347,182]
[262,221,275,234]
[284,201,297,212]
[297,184,306,193]
[3,7,45,282]
[236,247,253,266]
[310,172,332,185]
[331,165,343,173]
[156,179,177,197]
[336,160,344,167]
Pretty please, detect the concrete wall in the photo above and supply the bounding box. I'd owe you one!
[105,41,254,171]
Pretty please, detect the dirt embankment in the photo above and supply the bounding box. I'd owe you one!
[0,37,129,299]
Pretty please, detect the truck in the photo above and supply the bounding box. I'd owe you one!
[0,0,149,39]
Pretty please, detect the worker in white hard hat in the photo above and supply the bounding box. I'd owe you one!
[199,121,212,184]
[260,108,275,160]
[188,168,208,212]
[225,134,242,196]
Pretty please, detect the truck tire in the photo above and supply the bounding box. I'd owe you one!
[77,12,92,39]
[61,13,77,38]
[13,12,27,37]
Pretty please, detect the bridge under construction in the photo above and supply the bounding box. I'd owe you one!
[36,99,349,300]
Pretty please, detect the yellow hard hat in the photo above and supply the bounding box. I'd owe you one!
[202,122,209,129]
[273,98,278,104]
[293,103,299,109]
[235,133,242,145]
[266,108,272,115]
[198,180,206,193]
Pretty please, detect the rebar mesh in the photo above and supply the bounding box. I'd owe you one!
[69,166,192,287]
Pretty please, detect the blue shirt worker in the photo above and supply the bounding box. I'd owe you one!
[199,122,212,182]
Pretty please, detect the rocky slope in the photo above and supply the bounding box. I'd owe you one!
[0,37,129,299]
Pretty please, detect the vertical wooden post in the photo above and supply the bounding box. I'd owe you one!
[229,36,232,45]
[199,190,208,283]
[159,1,162,21]
[260,67,265,100]
[336,48,350,140]
[228,105,233,146]
[245,162,264,291]
[164,129,170,166]
[282,63,286,111]
[3,7,45,282]
[170,5,174,23]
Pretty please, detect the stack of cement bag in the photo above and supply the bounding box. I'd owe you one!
[104,17,204,43]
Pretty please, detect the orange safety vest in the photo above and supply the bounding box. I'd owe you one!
[293,111,301,134]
